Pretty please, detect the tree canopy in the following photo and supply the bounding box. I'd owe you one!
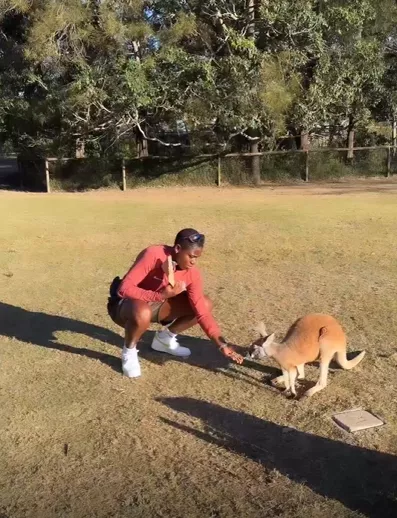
[1,0,397,156]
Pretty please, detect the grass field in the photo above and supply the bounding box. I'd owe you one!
[1,184,397,518]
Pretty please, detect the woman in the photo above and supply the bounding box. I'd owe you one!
[107,228,244,377]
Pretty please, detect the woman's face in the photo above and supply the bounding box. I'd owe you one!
[174,245,203,270]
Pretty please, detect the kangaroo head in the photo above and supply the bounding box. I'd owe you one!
[247,322,277,360]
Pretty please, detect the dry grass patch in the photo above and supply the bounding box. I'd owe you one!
[1,186,397,518]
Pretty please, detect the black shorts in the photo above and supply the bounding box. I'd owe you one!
[107,297,166,325]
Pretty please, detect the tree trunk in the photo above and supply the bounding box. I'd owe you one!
[137,136,148,157]
[347,115,355,160]
[247,0,255,38]
[328,128,333,147]
[132,41,141,63]
[251,140,260,185]
[392,117,396,155]
[328,121,337,147]
[75,138,85,158]
[300,131,309,151]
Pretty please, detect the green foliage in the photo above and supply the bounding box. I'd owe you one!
[1,0,397,163]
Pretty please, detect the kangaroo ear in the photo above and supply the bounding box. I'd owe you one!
[262,333,275,347]
[254,322,267,338]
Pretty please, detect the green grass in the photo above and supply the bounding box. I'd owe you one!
[1,186,397,518]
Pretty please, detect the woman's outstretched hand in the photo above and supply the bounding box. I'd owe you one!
[220,344,244,364]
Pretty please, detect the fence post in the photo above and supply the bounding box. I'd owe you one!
[217,155,221,187]
[387,146,391,177]
[45,158,51,193]
[305,150,309,182]
[122,158,127,191]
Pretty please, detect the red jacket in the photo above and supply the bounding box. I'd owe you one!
[118,245,221,340]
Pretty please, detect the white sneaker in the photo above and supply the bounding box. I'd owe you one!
[121,346,141,378]
[151,332,191,358]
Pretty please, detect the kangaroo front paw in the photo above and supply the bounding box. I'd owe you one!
[283,388,296,399]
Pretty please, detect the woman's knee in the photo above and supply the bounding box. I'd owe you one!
[133,301,152,326]
[122,300,151,327]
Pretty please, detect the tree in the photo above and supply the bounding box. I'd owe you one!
[1,0,397,166]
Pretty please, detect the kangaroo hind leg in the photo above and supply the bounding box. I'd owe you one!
[304,352,332,398]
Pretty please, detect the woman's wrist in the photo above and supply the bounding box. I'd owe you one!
[214,336,228,350]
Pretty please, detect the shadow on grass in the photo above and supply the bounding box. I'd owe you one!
[159,397,397,518]
[0,302,278,384]
[0,302,123,372]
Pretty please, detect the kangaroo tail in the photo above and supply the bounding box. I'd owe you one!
[335,350,366,370]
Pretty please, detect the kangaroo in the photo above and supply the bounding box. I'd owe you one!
[248,313,366,398]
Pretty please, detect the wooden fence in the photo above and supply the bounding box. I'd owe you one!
[37,145,397,192]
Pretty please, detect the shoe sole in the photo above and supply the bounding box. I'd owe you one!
[151,345,191,358]
[122,370,141,378]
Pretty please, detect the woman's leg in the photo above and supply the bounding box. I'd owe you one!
[114,299,151,378]
[117,299,152,348]
[158,293,213,333]
[151,294,213,357]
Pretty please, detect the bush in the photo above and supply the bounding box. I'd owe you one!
[50,158,121,191]
[126,156,218,187]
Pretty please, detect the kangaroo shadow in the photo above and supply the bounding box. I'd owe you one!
[159,397,397,518]
[0,302,276,383]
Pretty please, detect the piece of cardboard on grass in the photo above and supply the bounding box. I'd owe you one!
[332,408,384,432]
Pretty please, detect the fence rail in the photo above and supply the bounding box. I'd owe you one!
[13,145,397,192]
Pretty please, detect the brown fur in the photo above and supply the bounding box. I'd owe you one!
[249,313,366,398]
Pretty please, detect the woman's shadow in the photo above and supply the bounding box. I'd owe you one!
[0,302,277,383]
[159,397,397,518]
[0,301,123,371]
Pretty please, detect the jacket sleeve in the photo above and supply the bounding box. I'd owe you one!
[186,269,221,340]
[118,248,165,302]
